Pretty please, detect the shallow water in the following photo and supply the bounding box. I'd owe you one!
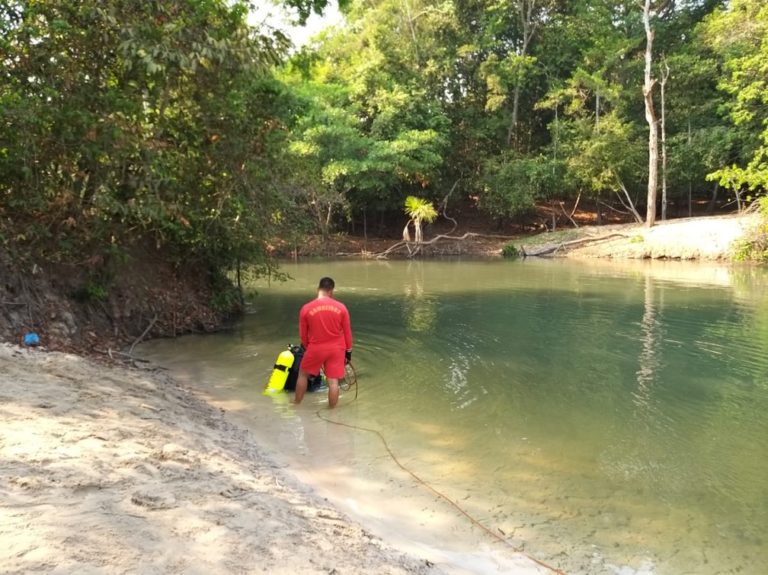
[141,259,768,575]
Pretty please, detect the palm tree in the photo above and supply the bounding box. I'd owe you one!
[403,196,438,246]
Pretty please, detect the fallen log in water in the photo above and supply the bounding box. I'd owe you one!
[520,233,629,257]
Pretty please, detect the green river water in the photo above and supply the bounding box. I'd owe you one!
[140,259,768,575]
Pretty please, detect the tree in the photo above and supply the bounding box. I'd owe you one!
[559,111,646,223]
[282,0,350,25]
[507,0,556,149]
[642,0,660,227]
[659,57,670,220]
[403,196,438,245]
[644,8,730,218]
[0,0,291,275]
[479,153,562,223]
[702,0,768,196]
[281,0,451,233]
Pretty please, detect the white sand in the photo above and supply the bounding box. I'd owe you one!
[569,213,762,260]
[0,343,442,574]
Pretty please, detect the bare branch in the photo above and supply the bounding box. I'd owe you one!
[439,179,461,235]
[372,232,517,259]
[561,200,579,228]
[129,314,158,356]
[617,180,645,223]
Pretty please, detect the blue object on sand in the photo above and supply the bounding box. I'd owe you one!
[23,332,40,346]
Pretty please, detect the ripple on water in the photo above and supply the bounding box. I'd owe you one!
[140,260,768,575]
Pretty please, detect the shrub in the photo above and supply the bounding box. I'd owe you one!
[502,243,521,258]
[733,196,768,262]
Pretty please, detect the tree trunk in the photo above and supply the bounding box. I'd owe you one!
[507,0,539,149]
[642,0,659,228]
[324,204,333,239]
[618,180,645,223]
[507,86,521,148]
[596,194,603,225]
[402,0,420,64]
[687,119,693,217]
[595,91,601,128]
[688,181,693,217]
[553,105,559,161]
[660,58,670,221]
[551,199,557,231]
[706,182,720,214]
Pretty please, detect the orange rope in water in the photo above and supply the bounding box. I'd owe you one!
[316,374,568,575]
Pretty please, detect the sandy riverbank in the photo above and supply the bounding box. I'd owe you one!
[564,213,763,260]
[0,343,443,574]
[288,212,763,261]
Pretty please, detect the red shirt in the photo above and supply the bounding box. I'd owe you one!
[299,297,353,350]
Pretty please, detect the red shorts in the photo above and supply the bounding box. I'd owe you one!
[301,345,345,379]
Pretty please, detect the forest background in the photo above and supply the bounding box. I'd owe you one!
[1,0,767,348]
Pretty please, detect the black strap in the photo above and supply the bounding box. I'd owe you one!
[272,364,289,372]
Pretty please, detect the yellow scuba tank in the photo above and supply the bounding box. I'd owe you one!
[263,348,295,394]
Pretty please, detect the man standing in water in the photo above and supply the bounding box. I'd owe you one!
[295,277,353,408]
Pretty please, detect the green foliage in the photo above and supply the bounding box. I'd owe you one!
[403,196,438,244]
[479,53,537,113]
[283,0,350,25]
[72,282,109,304]
[479,154,561,220]
[559,113,645,198]
[210,285,241,313]
[702,0,768,194]
[3,0,768,276]
[0,0,293,285]
[404,196,438,225]
[733,196,768,262]
[501,243,521,258]
[281,46,450,230]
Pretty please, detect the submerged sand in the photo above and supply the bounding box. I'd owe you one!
[0,343,442,574]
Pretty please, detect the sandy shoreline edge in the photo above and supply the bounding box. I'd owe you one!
[0,343,445,574]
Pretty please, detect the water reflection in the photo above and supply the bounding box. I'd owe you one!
[635,277,655,400]
[140,259,768,575]
[634,273,663,409]
[402,261,438,334]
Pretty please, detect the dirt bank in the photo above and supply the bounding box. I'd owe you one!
[0,247,236,356]
[276,213,762,262]
[2,214,759,359]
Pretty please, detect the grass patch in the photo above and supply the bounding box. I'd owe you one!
[517,228,586,249]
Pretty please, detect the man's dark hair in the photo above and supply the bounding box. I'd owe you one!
[318,277,335,291]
